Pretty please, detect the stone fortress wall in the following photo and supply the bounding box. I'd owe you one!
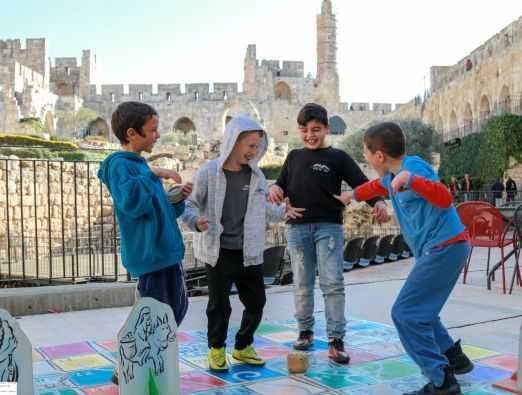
[0,1,397,144]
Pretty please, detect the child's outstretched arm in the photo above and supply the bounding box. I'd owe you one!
[391,171,453,208]
[181,167,208,231]
[109,164,157,219]
[265,198,305,223]
[354,179,389,201]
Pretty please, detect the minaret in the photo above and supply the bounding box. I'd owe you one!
[316,0,340,110]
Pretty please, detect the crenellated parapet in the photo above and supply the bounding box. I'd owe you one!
[430,16,522,92]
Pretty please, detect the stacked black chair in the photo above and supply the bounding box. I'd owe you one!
[359,236,379,267]
[343,238,364,270]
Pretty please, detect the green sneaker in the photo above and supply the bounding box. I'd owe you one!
[208,347,228,372]
[232,345,265,366]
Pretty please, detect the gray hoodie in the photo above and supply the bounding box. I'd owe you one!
[182,116,285,267]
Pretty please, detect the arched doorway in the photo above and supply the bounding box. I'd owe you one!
[173,117,196,135]
[274,82,292,101]
[463,103,473,132]
[449,111,458,132]
[498,85,511,113]
[436,115,444,136]
[329,116,347,135]
[86,117,110,139]
[479,95,491,121]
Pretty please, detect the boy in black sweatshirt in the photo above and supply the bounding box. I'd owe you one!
[269,103,387,363]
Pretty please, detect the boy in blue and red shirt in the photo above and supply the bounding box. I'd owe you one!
[339,122,473,395]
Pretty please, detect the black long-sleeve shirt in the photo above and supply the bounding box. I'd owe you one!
[276,147,381,224]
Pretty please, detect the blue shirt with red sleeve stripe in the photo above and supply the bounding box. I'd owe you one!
[355,156,465,257]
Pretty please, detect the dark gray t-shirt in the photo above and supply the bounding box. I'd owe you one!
[220,165,252,250]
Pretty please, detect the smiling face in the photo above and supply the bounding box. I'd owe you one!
[298,119,329,150]
[230,131,263,165]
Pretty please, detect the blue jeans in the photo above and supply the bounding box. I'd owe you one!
[391,241,470,386]
[287,223,346,339]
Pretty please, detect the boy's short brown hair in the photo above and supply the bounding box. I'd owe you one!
[363,122,406,158]
[297,103,329,127]
[111,101,158,145]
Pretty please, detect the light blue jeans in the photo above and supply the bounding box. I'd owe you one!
[286,223,346,339]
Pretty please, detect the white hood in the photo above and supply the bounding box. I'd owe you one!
[217,115,268,169]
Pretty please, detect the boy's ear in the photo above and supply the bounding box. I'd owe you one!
[126,128,137,141]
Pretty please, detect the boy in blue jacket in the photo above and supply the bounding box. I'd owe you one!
[98,101,191,384]
[339,122,474,395]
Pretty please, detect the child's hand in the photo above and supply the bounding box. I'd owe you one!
[181,182,193,198]
[284,197,305,220]
[333,191,353,206]
[373,201,390,224]
[391,171,410,194]
[269,185,284,204]
[152,167,182,184]
[196,217,209,232]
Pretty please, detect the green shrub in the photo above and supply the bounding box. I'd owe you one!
[260,165,282,180]
[0,133,78,151]
[0,147,47,159]
[54,151,88,161]
[439,114,522,185]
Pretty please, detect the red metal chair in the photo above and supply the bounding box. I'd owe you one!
[457,201,516,294]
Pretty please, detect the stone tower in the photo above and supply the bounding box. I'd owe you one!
[316,0,340,111]
[80,50,96,98]
[243,44,258,98]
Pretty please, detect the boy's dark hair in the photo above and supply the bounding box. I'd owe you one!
[111,101,158,144]
[364,122,406,158]
[297,103,329,127]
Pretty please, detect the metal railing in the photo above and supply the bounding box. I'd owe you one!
[0,158,295,287]
[0,158,125,284]
[452,189,522,207]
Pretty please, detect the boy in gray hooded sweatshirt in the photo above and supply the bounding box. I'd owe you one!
[182,115,302,372]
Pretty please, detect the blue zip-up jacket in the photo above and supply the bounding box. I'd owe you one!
[98,151,185,277]
[381,156,465,257]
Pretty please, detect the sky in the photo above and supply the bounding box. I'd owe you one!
[1,0,521,104]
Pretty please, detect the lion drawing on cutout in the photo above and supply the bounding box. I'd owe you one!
[0,319,18,382]
[119,306,176,384]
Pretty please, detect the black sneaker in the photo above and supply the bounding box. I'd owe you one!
[444,340,474,375]
[293,330,314,351]
[403,366,461,395]
[111,368,119,385]
[327,338,350,364]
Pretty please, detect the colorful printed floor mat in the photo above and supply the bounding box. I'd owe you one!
[33,315,517,394]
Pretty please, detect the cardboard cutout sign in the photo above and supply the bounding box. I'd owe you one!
[0,308,33,395]
[493,320,522,394]
[117,297,180,395]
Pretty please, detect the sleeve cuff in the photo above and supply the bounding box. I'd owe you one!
[352,189,360,203]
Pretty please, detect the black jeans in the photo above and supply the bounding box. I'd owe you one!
[206,249,266,349]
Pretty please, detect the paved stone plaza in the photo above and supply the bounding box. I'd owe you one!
[18,249,521,394]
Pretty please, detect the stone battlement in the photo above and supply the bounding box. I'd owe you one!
[341,102,401,113]
[431,16,522,92]
[0,38,46,58]
[87,82,240,102]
